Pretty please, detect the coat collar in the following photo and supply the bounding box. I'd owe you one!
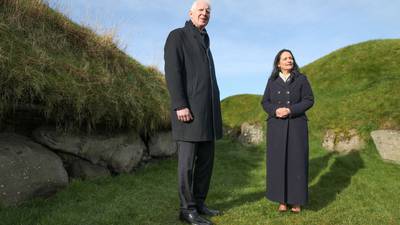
[272,70,301,88]
[184,20,209,50]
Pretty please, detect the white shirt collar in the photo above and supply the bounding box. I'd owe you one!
[279,72,291,82]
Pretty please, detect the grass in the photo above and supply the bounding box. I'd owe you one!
[221,39,400,140]
[221,94,264,128]
[1,138,399,225]
[0,0,170,134]
[302,39,400,137]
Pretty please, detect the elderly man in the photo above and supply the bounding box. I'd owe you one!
[164,0,222,225]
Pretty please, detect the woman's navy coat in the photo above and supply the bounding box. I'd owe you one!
[261,71,314,205]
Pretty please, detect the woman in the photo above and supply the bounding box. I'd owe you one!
[261,49,314,213]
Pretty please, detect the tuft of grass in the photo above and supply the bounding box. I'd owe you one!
[0,0,170,134]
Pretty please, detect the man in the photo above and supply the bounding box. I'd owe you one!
[164,0,223,225]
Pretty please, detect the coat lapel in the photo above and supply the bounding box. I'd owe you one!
[273,76,287,88]
[287,71,300,87]
[185,21,208,50]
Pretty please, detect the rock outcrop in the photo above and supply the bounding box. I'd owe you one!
[0,133,68,206]
[322,129,365,154]
[238,123,264,145]
[33,126,146,173]
[148,131,177,157]
[371,130,400,164]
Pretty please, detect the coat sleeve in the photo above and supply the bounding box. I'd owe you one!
[164,30,188,110]
[261,78,279,117]
[288,76,314,117]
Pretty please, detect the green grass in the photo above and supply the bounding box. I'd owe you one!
[1,138,399,225]
[221,39,400,139]
[0,0,170,133]
[302,39,400,136]
[221,94,264,128]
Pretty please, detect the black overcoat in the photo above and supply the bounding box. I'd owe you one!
[261,71,314,205]
[164,21,223,141]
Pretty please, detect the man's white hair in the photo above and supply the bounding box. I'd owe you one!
[190,0,211,11]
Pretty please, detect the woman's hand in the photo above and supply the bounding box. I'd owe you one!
[275,107,291,118]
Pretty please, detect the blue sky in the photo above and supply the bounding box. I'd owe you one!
[47,0,399,99]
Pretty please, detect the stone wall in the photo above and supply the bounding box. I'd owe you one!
[0,124,176,206]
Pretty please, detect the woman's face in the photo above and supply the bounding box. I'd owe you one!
[278,51,294,73]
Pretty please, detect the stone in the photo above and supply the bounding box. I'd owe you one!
[148,131,177,157]
[371,130,400,164]
[238,122,264,145]
[33,126,146,173]
[59,153,110,180]
[322,129,335,151]
[223,125,240,139]
[322,129,365,154]
[0,133,68,206]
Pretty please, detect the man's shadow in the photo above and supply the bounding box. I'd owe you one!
[306,151,364,211]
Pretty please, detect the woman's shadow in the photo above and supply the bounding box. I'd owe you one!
[212,150,364,212]
[306,151,364,211]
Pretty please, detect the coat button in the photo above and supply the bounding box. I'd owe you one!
[277,91,281,94]
[287,101,290,104]
[286,91,290,94]
[278,101,281,104]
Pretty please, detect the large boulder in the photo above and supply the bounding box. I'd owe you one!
[0,133,68,206]
[33,126,146,173]
[322,129,365,154]
[238,122,264,145]
[371,130,400,164]
[148,131,177,157]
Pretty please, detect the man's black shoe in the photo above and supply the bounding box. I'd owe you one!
[197,205,222,217]
[179,211,213,225]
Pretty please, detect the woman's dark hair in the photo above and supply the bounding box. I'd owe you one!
[270,49,300,80]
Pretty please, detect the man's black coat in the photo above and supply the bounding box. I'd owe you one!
[164,21,223,141]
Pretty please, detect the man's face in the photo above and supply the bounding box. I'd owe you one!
[189,1,211,30]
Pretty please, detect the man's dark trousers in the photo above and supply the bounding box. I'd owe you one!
[178,141,214,213]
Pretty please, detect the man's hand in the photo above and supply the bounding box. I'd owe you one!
[276,107,291,118]
[176,108,194,122]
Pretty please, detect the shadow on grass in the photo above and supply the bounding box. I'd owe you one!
[211,146,364,214]
[307,151,364,211]
[210,140,266,211]
[211,142,339,212]
[213,191,266,212]
[309,152,334,183]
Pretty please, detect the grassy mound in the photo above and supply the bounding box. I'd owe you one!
[221,94,264,128]
[221,39,400,138]
[0,0,170,134]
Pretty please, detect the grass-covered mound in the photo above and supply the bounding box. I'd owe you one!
[302,39,400,134]
[0,0,170,133]
[221,39,400,138]
[221,94,263,128]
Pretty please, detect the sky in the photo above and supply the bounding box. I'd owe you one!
[46,0,400,99]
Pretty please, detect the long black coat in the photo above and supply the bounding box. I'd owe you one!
[164,21,223,141]
[261,71,314,205]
